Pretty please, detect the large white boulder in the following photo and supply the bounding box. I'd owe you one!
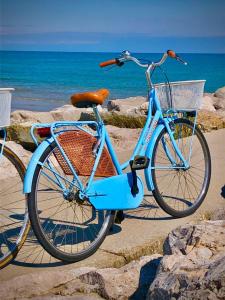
[107,96,146,114]
[214,86,225,99]
[201,94,216,111]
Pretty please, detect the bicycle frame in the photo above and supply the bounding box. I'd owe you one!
[23,87,190,197]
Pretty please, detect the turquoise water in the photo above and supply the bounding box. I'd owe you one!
[0,51,225,111]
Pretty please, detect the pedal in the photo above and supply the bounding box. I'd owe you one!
[114,210,125,224]
[129,156,149,196]
[130,156,150,170]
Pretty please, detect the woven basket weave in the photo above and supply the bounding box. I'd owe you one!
[155,80,205,111]
[54,130,116,177]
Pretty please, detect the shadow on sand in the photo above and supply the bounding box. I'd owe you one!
[221,185,225,198]
[3,193,172,269]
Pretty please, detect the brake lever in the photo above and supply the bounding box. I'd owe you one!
[176,55,188,65]
[116,59,124,67]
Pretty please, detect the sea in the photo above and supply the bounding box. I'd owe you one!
[0,51,225,111]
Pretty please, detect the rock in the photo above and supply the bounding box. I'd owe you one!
[10,105,91,125]
[11,110,54,124]
[0,141,32,180]
[7,122,37,151]
[5,140,32,165]
[80,254,161,300]
[147,220,225,299]
[201,94,216,111]
[31,295,104,300]
[213,87,225,111]
[139,101,149,115]
[7,114,143,153]
[214,86,225,99]
[201,92,225,111]
[50,104,87,121]
[213,96,225,110]
[180,256,225,299]
[107,96,146,114]
[0,256,161,300]
[0,267,97,300]
[164,220,225,256]
[197,110,225,131]
[2,218,225,300]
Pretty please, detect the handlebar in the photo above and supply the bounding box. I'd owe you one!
[99,49,187,69]
[99,59,118,67]
[99,49,187,89]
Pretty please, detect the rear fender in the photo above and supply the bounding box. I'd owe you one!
[23,137,54,194]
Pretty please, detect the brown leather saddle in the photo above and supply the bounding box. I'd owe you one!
[71,89,109,108]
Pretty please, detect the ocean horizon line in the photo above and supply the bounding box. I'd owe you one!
[1,50,225,55]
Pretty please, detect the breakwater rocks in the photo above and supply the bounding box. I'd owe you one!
[7,86,225,151]
[147,219,225,299]
[10,86,225,125]
[0,141,31,180]
[1,215,225,299]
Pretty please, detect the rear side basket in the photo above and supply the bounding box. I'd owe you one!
[54,130,116,177]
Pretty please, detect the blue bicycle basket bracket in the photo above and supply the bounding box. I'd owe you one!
[87,172,144,210]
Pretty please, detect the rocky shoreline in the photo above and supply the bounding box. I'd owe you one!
[6,86,225,152]
[1,210,224,300]
[10,86,225,125]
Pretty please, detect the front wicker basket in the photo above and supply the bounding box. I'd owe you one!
[155,80,205,111]
[54,130,116,177]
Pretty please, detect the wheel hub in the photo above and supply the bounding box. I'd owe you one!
[63,190,84,203]
[175,163,190,172]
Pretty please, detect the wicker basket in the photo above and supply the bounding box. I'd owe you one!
[0,88,14,128]
[54,130,116,177]
[155,80,205,111]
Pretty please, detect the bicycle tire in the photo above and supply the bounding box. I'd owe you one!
[0,143,30,269]
[28,140,115,263]
[151,118,211,218]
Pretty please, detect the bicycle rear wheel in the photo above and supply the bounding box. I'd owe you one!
[152,118,211,218]
[0,143,29,269]
[28,140,115,263]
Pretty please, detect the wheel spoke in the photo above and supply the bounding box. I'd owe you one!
[152,119,210,216]
[28,140,113,262]
[0,145,29,268]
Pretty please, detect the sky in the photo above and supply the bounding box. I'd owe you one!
[0,0,225,53]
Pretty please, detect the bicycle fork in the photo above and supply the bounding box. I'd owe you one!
[163,121,189,169]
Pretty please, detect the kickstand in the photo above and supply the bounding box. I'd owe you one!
[109,210,125,232]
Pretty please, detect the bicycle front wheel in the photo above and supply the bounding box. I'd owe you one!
[0,143,29,269]
[28,140,115,263]
[152,118,211,218]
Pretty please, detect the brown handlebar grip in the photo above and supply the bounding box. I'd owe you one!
[99,59,117,68]
[167,50,177,58]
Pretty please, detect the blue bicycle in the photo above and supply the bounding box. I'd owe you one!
[25,50,211,262]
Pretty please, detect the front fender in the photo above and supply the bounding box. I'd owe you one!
[23,137,54,194]
[144,124,164,191]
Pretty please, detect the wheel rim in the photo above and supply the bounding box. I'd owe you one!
[0,146,28,267]
[33,145,112,257]
[153,121,209,213]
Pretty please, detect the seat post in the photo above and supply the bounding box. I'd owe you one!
[93,105,103,124]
